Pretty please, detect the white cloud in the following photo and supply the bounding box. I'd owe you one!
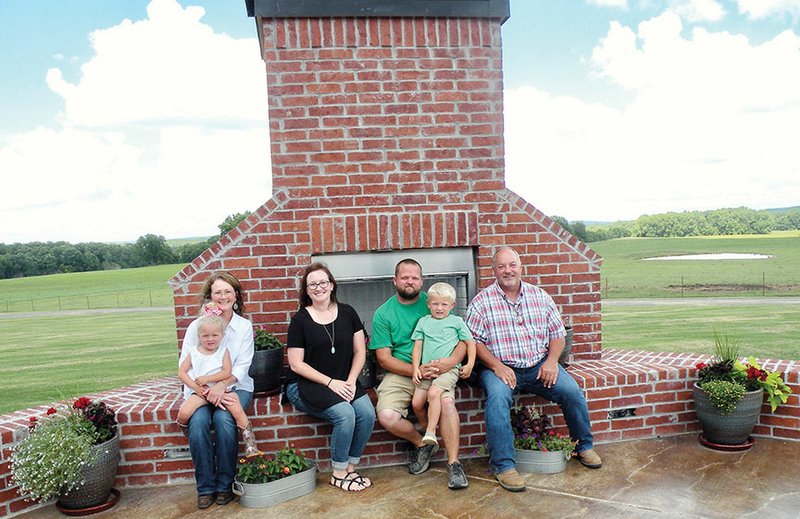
[670,0,726,22]
[587,0,629,9]
[504,11,800,222]
[1,0,270,243]
[736,0,800,20]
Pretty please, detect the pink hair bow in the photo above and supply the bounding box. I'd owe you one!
[203,304,223,317]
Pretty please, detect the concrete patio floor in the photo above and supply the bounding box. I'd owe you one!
[21,434,799,519]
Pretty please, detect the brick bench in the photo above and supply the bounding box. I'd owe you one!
[3,350,798,517]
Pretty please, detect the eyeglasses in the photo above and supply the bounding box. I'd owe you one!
[307,280,330,291]
[507,300,524,325]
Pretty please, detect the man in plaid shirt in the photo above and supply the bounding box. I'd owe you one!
[465,247,602,492]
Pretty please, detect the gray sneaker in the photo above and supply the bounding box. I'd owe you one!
[409,443,439,474]
[447,462,468,490]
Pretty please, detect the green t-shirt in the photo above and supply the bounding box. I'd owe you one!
[369,292,429,364]
[411,314,473,365]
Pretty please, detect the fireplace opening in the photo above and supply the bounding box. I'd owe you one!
[316,247,476,335]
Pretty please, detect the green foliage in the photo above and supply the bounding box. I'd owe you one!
[235,446,311,484]
[736,356,792,412]
[633,207,775,238]
[699,380,746,415]
[712,331,740,365]
[219,211,252,236]
[134,234,177,266]
[11,397,117,502]
[253,328,284,351]
[510,406,577,455]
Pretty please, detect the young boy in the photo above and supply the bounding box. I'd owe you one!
[411,282,476,447]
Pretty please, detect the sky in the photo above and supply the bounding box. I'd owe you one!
[1,0,799,243]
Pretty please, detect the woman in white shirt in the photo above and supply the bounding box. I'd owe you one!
[178,272,254,509]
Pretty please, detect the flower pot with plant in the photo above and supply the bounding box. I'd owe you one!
[693,332,792,450]
[232,446,317,508]
[510,406,577,474]
[11,397,120,513]
[250,328,285,395]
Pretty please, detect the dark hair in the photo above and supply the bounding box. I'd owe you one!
[199,271,246,316]
[394,258,422,277]
[298,262,338,309]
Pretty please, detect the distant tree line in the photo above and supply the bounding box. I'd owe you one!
[0,212,250,279]
[554,207,800,243]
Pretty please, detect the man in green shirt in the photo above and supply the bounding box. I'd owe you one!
[369,259,468,489]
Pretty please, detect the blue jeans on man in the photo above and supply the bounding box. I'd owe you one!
[187,389,253,496]
[479,357,593,474]
[285,382,375,470]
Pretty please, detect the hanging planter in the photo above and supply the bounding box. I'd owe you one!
[250,329,285,395]
[558,325,573,366]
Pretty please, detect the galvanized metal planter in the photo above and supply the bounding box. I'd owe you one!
[232,461,317,508]
[514,449,570,474]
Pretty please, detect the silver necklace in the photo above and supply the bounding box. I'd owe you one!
[322,322,335,354]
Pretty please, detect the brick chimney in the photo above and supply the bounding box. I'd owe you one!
[169,0,602,361]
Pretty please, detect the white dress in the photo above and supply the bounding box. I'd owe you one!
[182,346,227,400]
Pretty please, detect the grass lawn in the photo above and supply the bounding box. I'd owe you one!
[0,263,184,312]
[0,310,177,414]
[591,231,800,298]
[603,301,800,360]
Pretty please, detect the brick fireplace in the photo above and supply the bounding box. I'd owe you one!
[168,0,603,359]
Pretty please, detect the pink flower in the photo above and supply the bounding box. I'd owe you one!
[203,304,223,317]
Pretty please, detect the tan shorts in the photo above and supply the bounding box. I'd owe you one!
[376,371,455,417]
[416,367,459,393]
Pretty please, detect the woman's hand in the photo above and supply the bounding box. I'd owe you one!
[204,382,227,407]
[328,379,355,402]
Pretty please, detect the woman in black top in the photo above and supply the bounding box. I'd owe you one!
[285,263,376,492]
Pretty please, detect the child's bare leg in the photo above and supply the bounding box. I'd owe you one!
[223,393,250,429]
[426,385,444,437]
[411,388,429,433]
[177,395,208,425]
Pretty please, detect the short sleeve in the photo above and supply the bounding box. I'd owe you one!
[465,299,488,344]
[369,307,392,350]
[410,317,425,341]
[455,316,473,341]
[287,311,307,349]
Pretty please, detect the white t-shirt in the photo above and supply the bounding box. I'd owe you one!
[178,312,255,393]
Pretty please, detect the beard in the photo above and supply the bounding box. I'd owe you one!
[396,284,421,301]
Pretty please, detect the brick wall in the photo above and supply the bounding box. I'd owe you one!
[169,15,602,361]
[3,352,798,516]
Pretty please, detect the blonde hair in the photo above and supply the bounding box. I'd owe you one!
[427,282,456,302]
[196,315,226,337]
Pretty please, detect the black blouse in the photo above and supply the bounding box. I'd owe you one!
[287,303,366,411]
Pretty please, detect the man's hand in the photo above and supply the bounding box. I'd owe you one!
[494,363,517,388]
[536,358,559,388]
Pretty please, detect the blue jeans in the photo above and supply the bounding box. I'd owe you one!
[479,359,593,474]
[187,390,253,495]
[285,382,376,471]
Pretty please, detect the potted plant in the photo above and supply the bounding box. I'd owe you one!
[250,328,285,395]
[511,405,577,474]
[232,446,317,508]
[693,332,792,450]
[11,396,121,513]
[558,317,573,366]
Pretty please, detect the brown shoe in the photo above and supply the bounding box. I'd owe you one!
[495,469,526,492]
[215,491,235,505]
[577,449,602,469]
[197,494,215,509]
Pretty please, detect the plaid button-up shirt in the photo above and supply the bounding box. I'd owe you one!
[465,280,565,368]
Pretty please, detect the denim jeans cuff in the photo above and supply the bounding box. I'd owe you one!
[331,460,349,471]
[348,457,361,466]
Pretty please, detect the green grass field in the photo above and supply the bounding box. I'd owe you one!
[591,231,800,298]
[1,232,798,414]
[0,310,177,414]
[0,263,183,312]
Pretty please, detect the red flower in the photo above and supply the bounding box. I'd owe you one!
[46,407,57,415]
[695,362,707,371]
[73,397,91,410]
[29,416,37,423]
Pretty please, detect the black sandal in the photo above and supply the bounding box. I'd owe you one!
[346,471,372,488]
[330,474,367,492]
